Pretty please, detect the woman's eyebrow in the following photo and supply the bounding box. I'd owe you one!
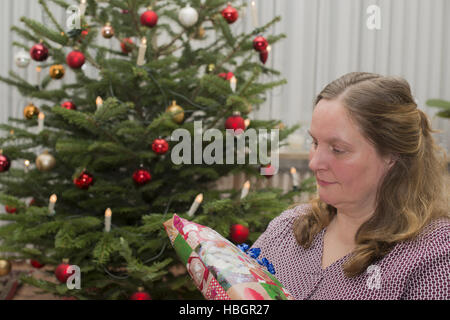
[308,130,352,145]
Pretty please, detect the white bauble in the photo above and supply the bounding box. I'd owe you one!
[178,4,198,27]
[15,50,31,68]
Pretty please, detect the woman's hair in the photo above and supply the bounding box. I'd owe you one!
[292,72,449,278]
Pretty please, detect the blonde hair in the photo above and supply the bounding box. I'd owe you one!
[292,72,449,277]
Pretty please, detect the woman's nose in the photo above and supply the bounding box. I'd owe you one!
[308,147,327,172]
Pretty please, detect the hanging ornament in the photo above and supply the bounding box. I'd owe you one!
[130,287,152,300]
[206,63,215,74]
[132,168,152,186]
[140,9,158,28]
[101,22,115,39]
[230,224,249,244]
[80,29,89,40]
[0,260,12,276]
[221,3,239,24]
[61,101,77,110]
[23,103,40,119]
[66,50,85,69]
[152,138,169,155]
[253,35,268,52]
[225,111,246,133]
[15,50,31,68]
[121,38,134,54]
[260,164,275,179]
[0,151,11,173]
[30,42,49,62]
[218,71,234,81]
[4,205,16,214]
[166,101,185,124]
[30,259,45,269]
[49,64,65,79]
[74,170,94,190]
[35,150,56,172]
[178,4,198,28]
[259,49,268,64]
[55,259,72,283]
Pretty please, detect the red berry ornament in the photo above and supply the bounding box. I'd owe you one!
[130,287,151,300]
[260,49,268,64]
[221,3,239,24]
[30,259,45,269]
[66,50,85,69]
[132,168,152,186]
[140,10,158,28]
[230,224,249,244]
[61,101,77,110]
[55,261,73,283]
[0,153,11,172]
[74,171,94,190]
[218,72,235,81]
[121,38,134,54]
[225,112,246,134]
[253,36,268,52]
[152,138,169,155]
[4,205,16,214]
[30,43,49,62]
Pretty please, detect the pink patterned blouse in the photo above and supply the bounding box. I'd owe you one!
[251,203,450,300]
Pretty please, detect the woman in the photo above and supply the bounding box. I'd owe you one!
[252,72,449,299]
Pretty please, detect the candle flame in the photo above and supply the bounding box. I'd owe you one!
[105,208,112,217]
[141,37,147,45]
[24,160,30,167]
[38,112,45,119]
[96,96,103,106]
[244,119,251,128]
[290,167,297,174]
[50,194,57,203]
[243,180,251,189]
[195,193,203,203]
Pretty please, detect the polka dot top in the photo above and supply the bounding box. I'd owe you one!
[251,203,450,300]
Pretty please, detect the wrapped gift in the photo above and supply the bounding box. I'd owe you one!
[163,214,294,300]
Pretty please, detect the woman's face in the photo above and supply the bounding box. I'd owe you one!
[308,99,394,214]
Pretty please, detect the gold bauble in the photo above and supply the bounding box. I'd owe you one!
[49,64,65,79]
[206,63,215,73]
[101,22,115,39]
[0,259,12,276]
[166,100,185,124]
[36,150,56,172]
[24,103,40,119]
[195,26,206,39]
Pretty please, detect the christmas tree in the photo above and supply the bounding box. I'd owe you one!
[0,0,315,299]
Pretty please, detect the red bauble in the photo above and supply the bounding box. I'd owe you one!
[218,72,235,81]
[130,288,151,300]
[132,168,152,186]
[261,164,275,179]
[221,4,239,24]
[259,49,268,64]
[225,113,246,133]
[121,38,134,54]
[230,224,249,244]
[140,10,158,28]
[66,50,85,69]
[55,263,73,283]
[4,205,16,214]
[0,154,11,172]
[253,36,268,52]
[30,259,45,269]
[74,171,94,190]
[61,101,77,110]
[152,138,169,155]
[30,43,49,62]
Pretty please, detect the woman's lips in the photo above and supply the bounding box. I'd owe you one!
[317,178,336,186]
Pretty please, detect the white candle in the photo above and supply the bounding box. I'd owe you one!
[96,96,103,110]
[36,66,42,85]
[251,1,259,28]
[104,208,112,232]
[244,119,251,129]
[24,160,30,173]
[49,194,57,215]
[240,180,251,199]
[290,167,299,189]
[187,193,203,217]
[230,76,237,92]
[38,112,45,133]
[79,0,87,16]
[137,37,147,66]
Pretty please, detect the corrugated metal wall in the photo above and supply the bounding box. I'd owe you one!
[0,0,449,151]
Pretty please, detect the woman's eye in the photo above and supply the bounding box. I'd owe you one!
[310,141,343,154]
